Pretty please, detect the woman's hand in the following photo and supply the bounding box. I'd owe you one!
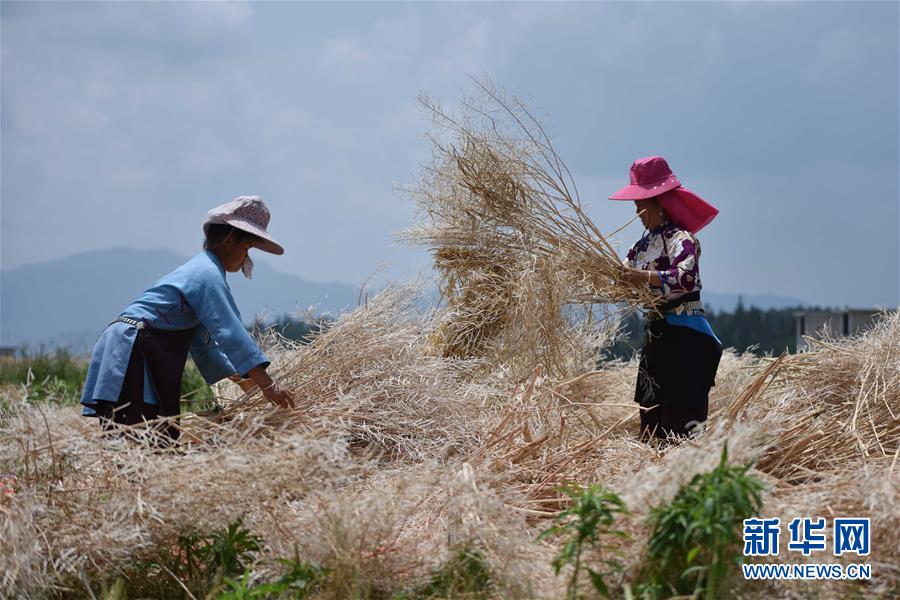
[619,264,645,285]
[619,264,660,287]
[262,382,295,409]
[245,365,296,409]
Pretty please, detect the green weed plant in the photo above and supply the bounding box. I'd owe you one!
[539,483,629,599]
[218,550,330,599]
[115,517,261,599]
[415,545,493,599]
[639,445,765,599]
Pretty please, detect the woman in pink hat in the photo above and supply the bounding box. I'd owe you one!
[610,157,723,441]
[80,196,294,439]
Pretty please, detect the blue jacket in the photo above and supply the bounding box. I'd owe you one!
[80,250,268,415]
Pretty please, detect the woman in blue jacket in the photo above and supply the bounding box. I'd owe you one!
[80,196,294,438]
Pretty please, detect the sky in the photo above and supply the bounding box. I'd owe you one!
[2,1,898,308]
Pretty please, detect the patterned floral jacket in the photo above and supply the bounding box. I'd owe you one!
[625,220,701,302]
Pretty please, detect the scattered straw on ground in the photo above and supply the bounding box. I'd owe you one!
[2,297,897,598]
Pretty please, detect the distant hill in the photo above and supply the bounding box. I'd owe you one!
[0,248,359,352]
[0,247,812,353]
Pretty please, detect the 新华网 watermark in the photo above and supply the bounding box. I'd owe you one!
[741,517,871,581]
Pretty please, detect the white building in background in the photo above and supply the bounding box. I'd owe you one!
[793,309,884,351]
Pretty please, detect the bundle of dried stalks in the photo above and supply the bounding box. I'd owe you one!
[198,286,495,463]
[428,246,516,360]
[402,79,653,374]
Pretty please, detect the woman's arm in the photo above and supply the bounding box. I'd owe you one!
[620,266,662,287]
[246,365,293,408]
[186,269,294,408]
[228,369,294,408]
[227,373,256,393]
[191,325,238,384]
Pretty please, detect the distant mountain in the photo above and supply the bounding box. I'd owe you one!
[701,291,809,312]
[0,248,359,352]
[0,247,812,352]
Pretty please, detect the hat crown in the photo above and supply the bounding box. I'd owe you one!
[630,156,674,186]
[203,195,284,255]
[228,195,270,229]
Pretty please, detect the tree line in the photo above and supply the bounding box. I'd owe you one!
[604,298,809,361]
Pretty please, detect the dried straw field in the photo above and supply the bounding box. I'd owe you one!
[2,84,897,598]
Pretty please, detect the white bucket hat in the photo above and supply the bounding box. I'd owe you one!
[203,195,284,255]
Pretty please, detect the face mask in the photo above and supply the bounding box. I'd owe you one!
[241,255,254,279]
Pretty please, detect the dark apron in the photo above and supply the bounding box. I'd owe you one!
[634,292,722,440]
[94,323,197,440]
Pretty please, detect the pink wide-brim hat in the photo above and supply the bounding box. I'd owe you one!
[609,155,718,234]
[609,155,682,200]
[203,195,285,255]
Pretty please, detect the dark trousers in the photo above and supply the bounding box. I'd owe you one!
[635,319,722,440]
[96,325,196,440]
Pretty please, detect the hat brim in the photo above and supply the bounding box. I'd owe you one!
[609,175,681,200]
[222,218,285,255]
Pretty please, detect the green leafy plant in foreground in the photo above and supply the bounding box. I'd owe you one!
[416,545,493,599]
[539,483,629,599]
[272,552,332,598]
[118,517,261,599]
[123,518,329,600]
[639,445,765,599]
[218,552,330,599]
[204,517,263,582]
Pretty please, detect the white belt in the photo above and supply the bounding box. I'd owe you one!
[670,301,704,315]
[648,300,705,320]
[109,316,145,330]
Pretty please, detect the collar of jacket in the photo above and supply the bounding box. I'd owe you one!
[204,250,227,278]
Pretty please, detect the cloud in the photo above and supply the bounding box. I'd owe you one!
[3,1,254,56]
[1,2,896,307]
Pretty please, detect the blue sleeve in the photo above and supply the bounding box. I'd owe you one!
[183,269,269,378]
[189,324,239,385]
